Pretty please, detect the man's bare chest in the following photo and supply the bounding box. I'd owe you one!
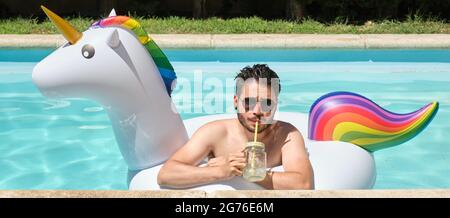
[212,136,282,167]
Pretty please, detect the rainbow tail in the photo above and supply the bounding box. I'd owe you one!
[308,92,439,152]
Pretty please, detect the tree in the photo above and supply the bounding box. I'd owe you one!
[286,0,306,20]
[193,0,207,18]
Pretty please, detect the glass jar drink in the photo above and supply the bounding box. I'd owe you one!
[243,141,267,182]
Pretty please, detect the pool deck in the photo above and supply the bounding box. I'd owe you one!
[1,190,449,198]
[1,34,450,48]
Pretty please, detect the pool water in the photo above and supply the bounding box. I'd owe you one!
[1,49,449,189]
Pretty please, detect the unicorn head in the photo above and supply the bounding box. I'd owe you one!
[33,6,176,101]
[33,6,188,171]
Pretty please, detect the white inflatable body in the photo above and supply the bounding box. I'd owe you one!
[129,112,376,190]
[31,8,388,191]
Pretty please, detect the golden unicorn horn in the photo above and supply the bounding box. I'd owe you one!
[41,6,82,44]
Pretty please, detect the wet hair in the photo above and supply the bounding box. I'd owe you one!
[234,64,281,95]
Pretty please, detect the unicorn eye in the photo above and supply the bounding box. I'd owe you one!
[81,44,95,59]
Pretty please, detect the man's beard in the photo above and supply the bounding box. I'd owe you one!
[237,113,271,133]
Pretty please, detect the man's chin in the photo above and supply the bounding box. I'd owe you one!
[237,113,271,133]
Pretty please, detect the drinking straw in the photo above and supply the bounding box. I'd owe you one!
[248,119,259,172]
[253,120,259,142]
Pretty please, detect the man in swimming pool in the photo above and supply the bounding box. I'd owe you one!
[157,64,314,189]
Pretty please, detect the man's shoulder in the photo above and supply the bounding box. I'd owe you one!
[274,120,303,136]
[275,120,297,129]
[204,118,235,126]
[197,118,236,135]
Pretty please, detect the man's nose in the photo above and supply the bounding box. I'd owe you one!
[252,102,263,115]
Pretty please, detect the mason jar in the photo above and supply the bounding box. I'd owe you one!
[243,141,267,182]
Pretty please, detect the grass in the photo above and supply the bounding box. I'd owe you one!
[0,16,449,34]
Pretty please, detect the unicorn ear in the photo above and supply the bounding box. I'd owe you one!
[107,29,121,48]
[108,9,117,17]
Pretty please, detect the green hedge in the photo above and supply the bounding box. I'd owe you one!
[1,16,449,34]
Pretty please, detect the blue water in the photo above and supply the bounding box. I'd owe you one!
[1,49,450,189]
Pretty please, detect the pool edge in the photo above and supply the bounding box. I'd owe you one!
[1,190,449,198]
[1,34,450,49]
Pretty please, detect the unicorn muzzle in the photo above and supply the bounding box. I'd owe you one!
[32,60,61,98]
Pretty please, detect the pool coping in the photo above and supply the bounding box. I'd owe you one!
[1,34,450,49]
[1,190,450,198]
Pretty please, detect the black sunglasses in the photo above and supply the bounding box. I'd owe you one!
[240,97,275,112]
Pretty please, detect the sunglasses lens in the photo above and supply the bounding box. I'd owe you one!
[242,98,274,112]
[244,97,257,111]
[261,99,273,112]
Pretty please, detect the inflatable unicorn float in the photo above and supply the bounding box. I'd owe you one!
[32,6,439,190]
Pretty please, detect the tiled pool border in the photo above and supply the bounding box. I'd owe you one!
[1,34,450,49]
[0,190,449,198]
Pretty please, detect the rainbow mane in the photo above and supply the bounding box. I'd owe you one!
[90,16,176,95]
[308,92,439,152]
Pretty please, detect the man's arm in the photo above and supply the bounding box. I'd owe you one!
[256,125,314,190]
[157,122,245,188]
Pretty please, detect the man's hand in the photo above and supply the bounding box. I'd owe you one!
[207,151,246,180]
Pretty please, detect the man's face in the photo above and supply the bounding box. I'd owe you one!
[234,78,278,133]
